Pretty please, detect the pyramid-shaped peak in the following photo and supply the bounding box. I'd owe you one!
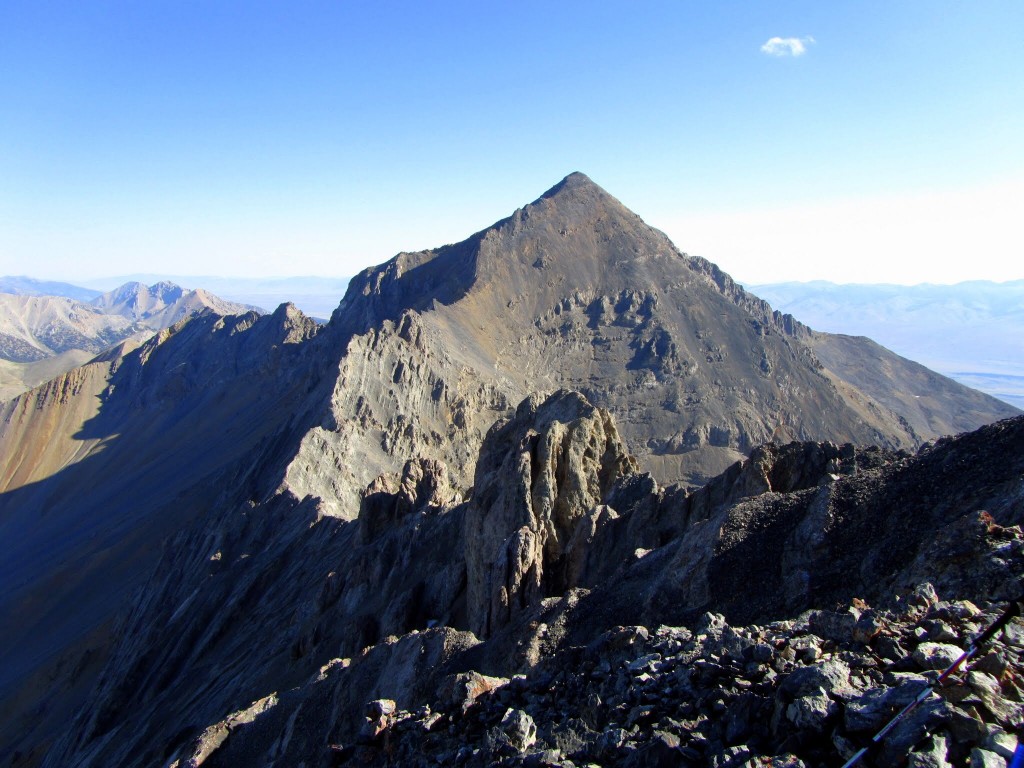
[537,171,610,202]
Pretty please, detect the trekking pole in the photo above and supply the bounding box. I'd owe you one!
[841,598,1021,768]
[1011,739,1024,768]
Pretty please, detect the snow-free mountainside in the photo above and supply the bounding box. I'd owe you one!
[0,174,1020,767]
[0,280,259,401]
[751,280,1024,410]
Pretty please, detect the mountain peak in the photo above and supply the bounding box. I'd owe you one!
[533,171,623,211]
[332,172,663,335]
[538,171,598,198]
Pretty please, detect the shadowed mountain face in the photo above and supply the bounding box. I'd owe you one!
[35,396,1024,768]
[0,174,1018,766]
[0,281,260,401]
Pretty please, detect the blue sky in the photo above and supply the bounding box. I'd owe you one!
[1,1,1021,284]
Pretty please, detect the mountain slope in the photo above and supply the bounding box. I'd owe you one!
[0,276,101,302]
[0,349,98,404]
[38,391,1024,768]
[0,294,142,363]
[0,305,323,764]
[0,282,260,401]
[751,279,1024,409]
[808,331,1018,438]
[319,172,1013,490]
[90,280,261,327]
[0,173,1017,766]
[84,274,351,319]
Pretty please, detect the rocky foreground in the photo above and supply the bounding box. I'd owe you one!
[332,588,1023,768]
[60,393,1022,768]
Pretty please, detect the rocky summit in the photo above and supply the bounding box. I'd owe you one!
[0,174,1020,767]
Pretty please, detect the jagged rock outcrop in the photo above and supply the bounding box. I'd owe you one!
[465,390,639,637]
[34,389,1024,768]
[284,312,510,519]
[358,457,462,543]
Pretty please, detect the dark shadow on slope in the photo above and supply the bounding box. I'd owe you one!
[329,231,488,339]
[0,304,340,764]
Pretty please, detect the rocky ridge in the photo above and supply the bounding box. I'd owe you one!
[37,389,1024,768]
[1,174,1020,766]
[0,303,323,764]
[0,281,259,401]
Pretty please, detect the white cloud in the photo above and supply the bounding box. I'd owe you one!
[761,36,815,57]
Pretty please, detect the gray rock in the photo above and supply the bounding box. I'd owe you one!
[712,745,753,768]
[780,658,851,698]
[844,677,929,732]
[1001,620,1024,648]
[438,671,509,714]
[359,699,397,741]
[853,612,886,644]
[500,708,538,752]
[875,635,908,661]
[598,727,630,753]
[908,583,941,611]
[913,642,963,670]
[786,688,836,732]
[971,747,1008,768]
[623,731,683,768]
[928,621,959,643]
[983,731,1019,760]
[628,653,663,673]
[968,671,1022,725]
[877,697,954,768]
[907,732,953,768]
[741,756,805,768]
[809,607,860,642]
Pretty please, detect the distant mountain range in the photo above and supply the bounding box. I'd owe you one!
[77,274,351,320]
[55,275,1021,408]
[0,276,102,302]
[749,280,1024,408]
[0,279,258,400]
